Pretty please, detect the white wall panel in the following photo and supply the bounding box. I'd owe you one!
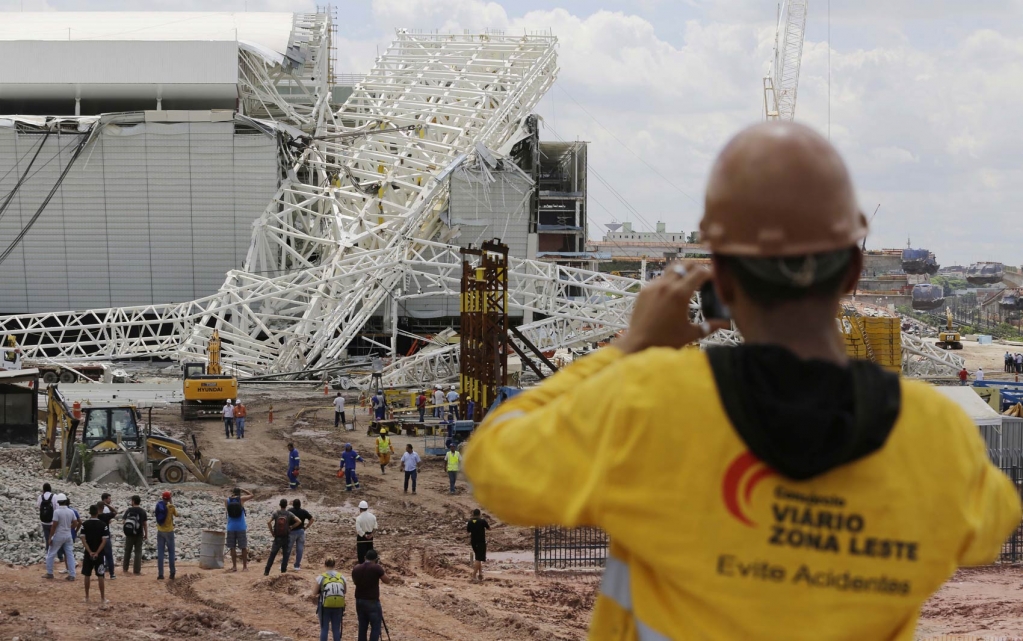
[0,120,278,313]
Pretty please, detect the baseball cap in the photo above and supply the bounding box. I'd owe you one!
[162,491,172,500]
[358,500,369,509]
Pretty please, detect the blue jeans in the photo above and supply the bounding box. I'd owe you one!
[356,599,382,641]
[224,417,234,437]
[41,523,52,549]
[104,537,116,577]
[46,533,75,578]
[418,407,425,422]
[448,470,457,493]
[404,469,417,492]
[320,607,343,641]
[235,417,245,438]
[157,531,176,578]
[288,528,306,569]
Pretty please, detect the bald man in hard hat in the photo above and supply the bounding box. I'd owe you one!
[464,122,1021,640]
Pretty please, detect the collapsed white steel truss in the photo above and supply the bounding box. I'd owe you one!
[764,0,808,121]
[0,24,961,382]
[0,30,644,377]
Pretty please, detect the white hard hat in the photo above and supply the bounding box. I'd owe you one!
[358,501,369,510]
[55,493,67,502]
[450,385,456,390]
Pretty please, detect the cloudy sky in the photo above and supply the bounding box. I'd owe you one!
[3,0,1022,266]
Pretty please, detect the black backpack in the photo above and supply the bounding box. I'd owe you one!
[123,509,141,536]
[39,493,54,523]
[227,497,243,519]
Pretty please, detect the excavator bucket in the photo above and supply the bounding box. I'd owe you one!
[204,459,229,486]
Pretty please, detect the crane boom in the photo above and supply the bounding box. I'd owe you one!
[764,0,809,121]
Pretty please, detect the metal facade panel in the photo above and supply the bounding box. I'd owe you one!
[0,40,239,85]
[0,121,278,313]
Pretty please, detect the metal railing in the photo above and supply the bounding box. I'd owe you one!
[999,464,1023,563]
[534,526,608,572]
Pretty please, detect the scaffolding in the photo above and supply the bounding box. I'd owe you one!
[459,241,509,421]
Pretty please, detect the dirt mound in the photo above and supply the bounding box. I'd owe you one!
[156,608,244,638]
[263,572,308,596]
[165,573,235,612]
[421,547,461,579]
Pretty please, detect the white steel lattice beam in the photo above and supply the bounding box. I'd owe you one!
[764,0,808,121]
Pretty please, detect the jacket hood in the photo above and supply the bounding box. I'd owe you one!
[707,345,901,481]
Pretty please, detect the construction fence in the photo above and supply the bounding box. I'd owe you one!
[999,464,1023,564]
[534,526,608,572]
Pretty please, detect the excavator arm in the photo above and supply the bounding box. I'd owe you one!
[42,385,79,471]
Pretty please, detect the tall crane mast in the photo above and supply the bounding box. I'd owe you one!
[763,0,809,121]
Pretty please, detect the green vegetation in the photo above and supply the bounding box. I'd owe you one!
[931,275,969,296]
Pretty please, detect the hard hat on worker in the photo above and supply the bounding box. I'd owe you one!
[450,385,456,391]
[699,122,868,258]
[55,493,67,503]
[161,491,171,500]
[358,500,369,510]
[379,428,387,435]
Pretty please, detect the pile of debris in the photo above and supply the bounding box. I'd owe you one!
[0,447,347,567]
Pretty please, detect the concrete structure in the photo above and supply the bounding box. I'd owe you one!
[590,222,706,261]
[536,141,589,263]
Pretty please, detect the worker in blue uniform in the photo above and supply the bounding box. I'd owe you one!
[287,442,300,490]
[340,443,364,491]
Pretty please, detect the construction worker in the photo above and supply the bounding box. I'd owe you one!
[372,389,386,421]
[463,122,1022,639]
[287,442,300,490]
[446,385,460,420]
[959,367,969,386]
[355,500,376,564]
[433,385,445,418]
[376,428,394,474]
[333,392,347,429]
[445,442,461,495]
[466,508,490,583]
[340,443,364,491]
[222,399,235,439]
[416,390,427,423]
[234,399,247,439]
[976,367,985,382]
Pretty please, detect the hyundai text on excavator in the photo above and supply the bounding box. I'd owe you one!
[181,329,239,420]
[42,384,226,484]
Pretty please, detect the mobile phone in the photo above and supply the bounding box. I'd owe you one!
[699,280,731,322]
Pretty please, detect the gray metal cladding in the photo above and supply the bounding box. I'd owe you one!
[0,121,277,313]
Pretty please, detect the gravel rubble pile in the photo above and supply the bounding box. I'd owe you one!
[0,447,351,567]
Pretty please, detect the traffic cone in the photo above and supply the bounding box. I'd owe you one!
[324,382,329,395]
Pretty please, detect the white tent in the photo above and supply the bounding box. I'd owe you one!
[934,386,1002,427]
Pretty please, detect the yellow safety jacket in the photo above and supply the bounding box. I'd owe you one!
[464,347,1021,640]
[446,450,461,472]
[377,437,393,454]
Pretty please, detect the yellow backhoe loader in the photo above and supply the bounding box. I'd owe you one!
[42,385,226,484]
[181,329,238,420]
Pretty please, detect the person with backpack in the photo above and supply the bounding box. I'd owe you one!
[340,443,364,492]
[121,495,148,576]
[264,498,301,576]
[287,442,301,490]
[98,492,118,580]
[287,498,314,571]
[225,488,253,572]
[37,482,58,550]
[155,491,178,580]
[312,556,347,641]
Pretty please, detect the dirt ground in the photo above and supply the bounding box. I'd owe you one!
[916,566,1023,640]
[0,389,599,641]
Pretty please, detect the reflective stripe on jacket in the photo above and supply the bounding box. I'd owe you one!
[464,346,1021,640]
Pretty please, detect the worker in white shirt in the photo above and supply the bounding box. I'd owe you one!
[222,400,235,438]
[355,500,377,563]
[446,385,460,420]
[433,386,445,418]
[976,367,985,382]
[333,392,347,429]
[400,444,422,495]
